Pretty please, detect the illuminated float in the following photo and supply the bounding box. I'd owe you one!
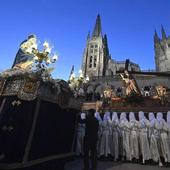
[81,59,170,113]
[0,35,79,169]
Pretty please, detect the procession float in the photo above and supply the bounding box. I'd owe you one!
[0,35,80,169]
[80,59,170,114]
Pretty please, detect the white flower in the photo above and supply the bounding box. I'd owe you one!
[46,58,51,64]
[70,73,75,80]
[79,69,83,78]
[34,56,38,61]
[43,41,49,48]
[52,54,58,61]
[86,75,89,81]
[45,47,52,53]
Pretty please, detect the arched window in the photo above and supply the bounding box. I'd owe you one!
[89,56,93,68]
[93,55,97,67]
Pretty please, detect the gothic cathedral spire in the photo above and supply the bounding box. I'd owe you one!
[154,29,159,44]
[103,34,110,57]
[82,14,109,78]
[92,14,102,38]
[161,25,167,40]
[155,25,170,72]
[87,31,90,41]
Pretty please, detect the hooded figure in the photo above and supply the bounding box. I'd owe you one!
[129,112,139,160]
[156,112,170,163]
[76,112,86,156]
[100,112,111,157]
[119,112,131,160]
[149,112,162,166]
[95,111,102,122]
[83,109,99,170]
[110,112,120,160]
[95,111,102,157]
[167,111,170,158]
[138,111,150,164]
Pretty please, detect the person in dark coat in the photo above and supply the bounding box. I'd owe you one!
[81,109,99,170]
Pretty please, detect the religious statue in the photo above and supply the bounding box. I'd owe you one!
[155,85,167,106]
[12,34,58,72]
[103,84,115,105]
[12,34,37,70]
[120,70,141,96]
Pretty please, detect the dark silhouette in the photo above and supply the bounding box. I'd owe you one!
[81,109,99,170]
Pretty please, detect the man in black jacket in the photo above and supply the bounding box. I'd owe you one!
[82,109,99,170]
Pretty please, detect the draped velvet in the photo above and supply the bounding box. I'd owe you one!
[0,96,78,168]
[29,100,77,160]
[0,96,36,163]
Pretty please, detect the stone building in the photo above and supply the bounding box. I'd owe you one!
[80,15,170,94]
[154,25,170,72]
[81,15,140,78]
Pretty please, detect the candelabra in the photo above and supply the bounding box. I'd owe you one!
[32,41,58,70]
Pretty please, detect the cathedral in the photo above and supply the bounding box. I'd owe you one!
[81,15,140,78]
[80,15,170,93]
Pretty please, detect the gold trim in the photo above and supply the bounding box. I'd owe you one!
[2,79,23,96]
[18,80,40,101]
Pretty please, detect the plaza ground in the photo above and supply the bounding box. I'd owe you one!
[65,158,169,170]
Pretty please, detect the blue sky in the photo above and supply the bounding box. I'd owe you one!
[0,0,170,80]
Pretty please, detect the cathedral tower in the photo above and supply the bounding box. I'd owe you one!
[154,25,170,72]
[81,15,111,78]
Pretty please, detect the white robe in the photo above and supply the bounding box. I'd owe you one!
[148,112,161,163]
[167,111,170,161]
[110,112,119,160]
[157,112,170,162]
[119,112,131,160]
[100,112,111,157]
[138,111,151,162]
[95,112,103,157]
[129,112,139,160]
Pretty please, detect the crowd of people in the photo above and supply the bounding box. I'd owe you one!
[76,110,170,167]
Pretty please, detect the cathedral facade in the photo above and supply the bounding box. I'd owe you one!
[81,15,140,78]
